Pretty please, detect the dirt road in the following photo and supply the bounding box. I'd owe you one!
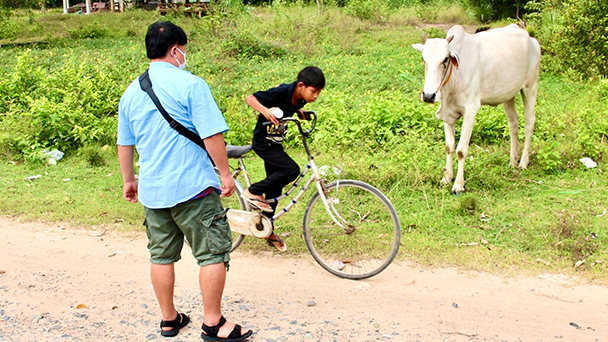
[0,217,606,341]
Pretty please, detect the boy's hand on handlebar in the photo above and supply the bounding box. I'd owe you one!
[263,107,280,125]
[297,109,312,121]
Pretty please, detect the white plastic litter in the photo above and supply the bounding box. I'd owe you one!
[579,157,597,168]
[272,108,283,118]
[331,260,345,270]
[43,149,64,165]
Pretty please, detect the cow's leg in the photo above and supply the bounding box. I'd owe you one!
[442,122,456,186]
[519,87,537,168]
[452,105,480,194]
[503,97,520,167]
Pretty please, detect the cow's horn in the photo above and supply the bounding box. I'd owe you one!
[446,35,454,43]
[422,33,428,42]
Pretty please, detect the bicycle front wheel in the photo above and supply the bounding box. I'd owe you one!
[303,180,401,280]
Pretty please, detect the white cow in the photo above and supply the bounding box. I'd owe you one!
[412,25,541,194]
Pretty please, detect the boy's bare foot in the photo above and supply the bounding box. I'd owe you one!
[266,232,287,252]
[242,189,273,212]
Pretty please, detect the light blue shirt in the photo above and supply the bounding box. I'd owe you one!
[117,62,228,209]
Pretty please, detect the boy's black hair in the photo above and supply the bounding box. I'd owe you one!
[297,66,325,89]
[145,21,188,59]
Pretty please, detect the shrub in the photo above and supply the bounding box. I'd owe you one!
[553,0,607,78]
[0,50,120,160]
[525,0,607,78]
[221,30,288,58]
[0,4,605,176]
[471,1,494,23]
[0,0,56,9]
[534,139,562,173]
[575,107,608,160]
[345,0,389,23]
[79,145,107,167]
[458,194,478,215]
[474,106,510,144]
[68,24,110,39]
[436,4,472,24]
[421,26,445,39]
[0,16,19,40]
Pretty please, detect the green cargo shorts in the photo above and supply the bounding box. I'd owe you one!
[143,191,232,267]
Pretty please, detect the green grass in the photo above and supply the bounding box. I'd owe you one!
[0,5,606,283]
[1,143,605,283]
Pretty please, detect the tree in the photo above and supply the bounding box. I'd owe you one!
[471,0,531,21]
[526,0,607,78]
[553,0,608,77]
[0,0,62,9]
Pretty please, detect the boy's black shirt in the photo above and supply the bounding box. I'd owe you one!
[252,81,307,146]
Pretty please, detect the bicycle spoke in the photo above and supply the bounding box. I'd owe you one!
[303,180,401,279]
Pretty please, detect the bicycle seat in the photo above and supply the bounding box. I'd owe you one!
[226,145,252,159]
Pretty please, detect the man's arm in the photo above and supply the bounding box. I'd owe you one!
[118,145,138,203]
[245,94,280,125]
[204,133,235,197]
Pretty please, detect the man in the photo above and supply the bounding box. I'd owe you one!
[117,21,252,341]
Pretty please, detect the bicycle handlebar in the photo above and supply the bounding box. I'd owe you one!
[263,111,317,137]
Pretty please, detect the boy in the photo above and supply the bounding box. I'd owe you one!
[242,66,325,251]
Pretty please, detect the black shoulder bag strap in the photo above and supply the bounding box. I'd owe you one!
[139,69,206,150]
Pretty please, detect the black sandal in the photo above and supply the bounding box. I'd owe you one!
[201,316,253,341]
[266,233,287,252]
[160,312,190,337]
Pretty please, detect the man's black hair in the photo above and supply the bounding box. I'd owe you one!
[145,21,188,59]
[297,66,325,89]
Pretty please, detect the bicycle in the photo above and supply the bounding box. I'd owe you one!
[221,112,401,280]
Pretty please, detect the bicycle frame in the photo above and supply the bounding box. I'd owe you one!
[230,113,351,232]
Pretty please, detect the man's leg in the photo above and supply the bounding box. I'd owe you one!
[144,207,186,333]
[151,263,178,326]
[200,262,251,338]
[174,194,252,338]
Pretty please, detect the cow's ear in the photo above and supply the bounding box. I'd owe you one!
[412,43,425,52]
[449,49,460,68]
[446,35,454,44]
[449,56,459,68]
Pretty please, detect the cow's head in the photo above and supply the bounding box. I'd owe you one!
[412,35,460,103]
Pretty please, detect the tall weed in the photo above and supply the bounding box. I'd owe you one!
[345,0,389,23]
[0,5,605,173]
[221,29,288,58]
[68,23,110,39]
[0,50,120,160]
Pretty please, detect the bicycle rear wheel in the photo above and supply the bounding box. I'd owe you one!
[303,180,401,279]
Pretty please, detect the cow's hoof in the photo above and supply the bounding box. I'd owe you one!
[451,189,465,196]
